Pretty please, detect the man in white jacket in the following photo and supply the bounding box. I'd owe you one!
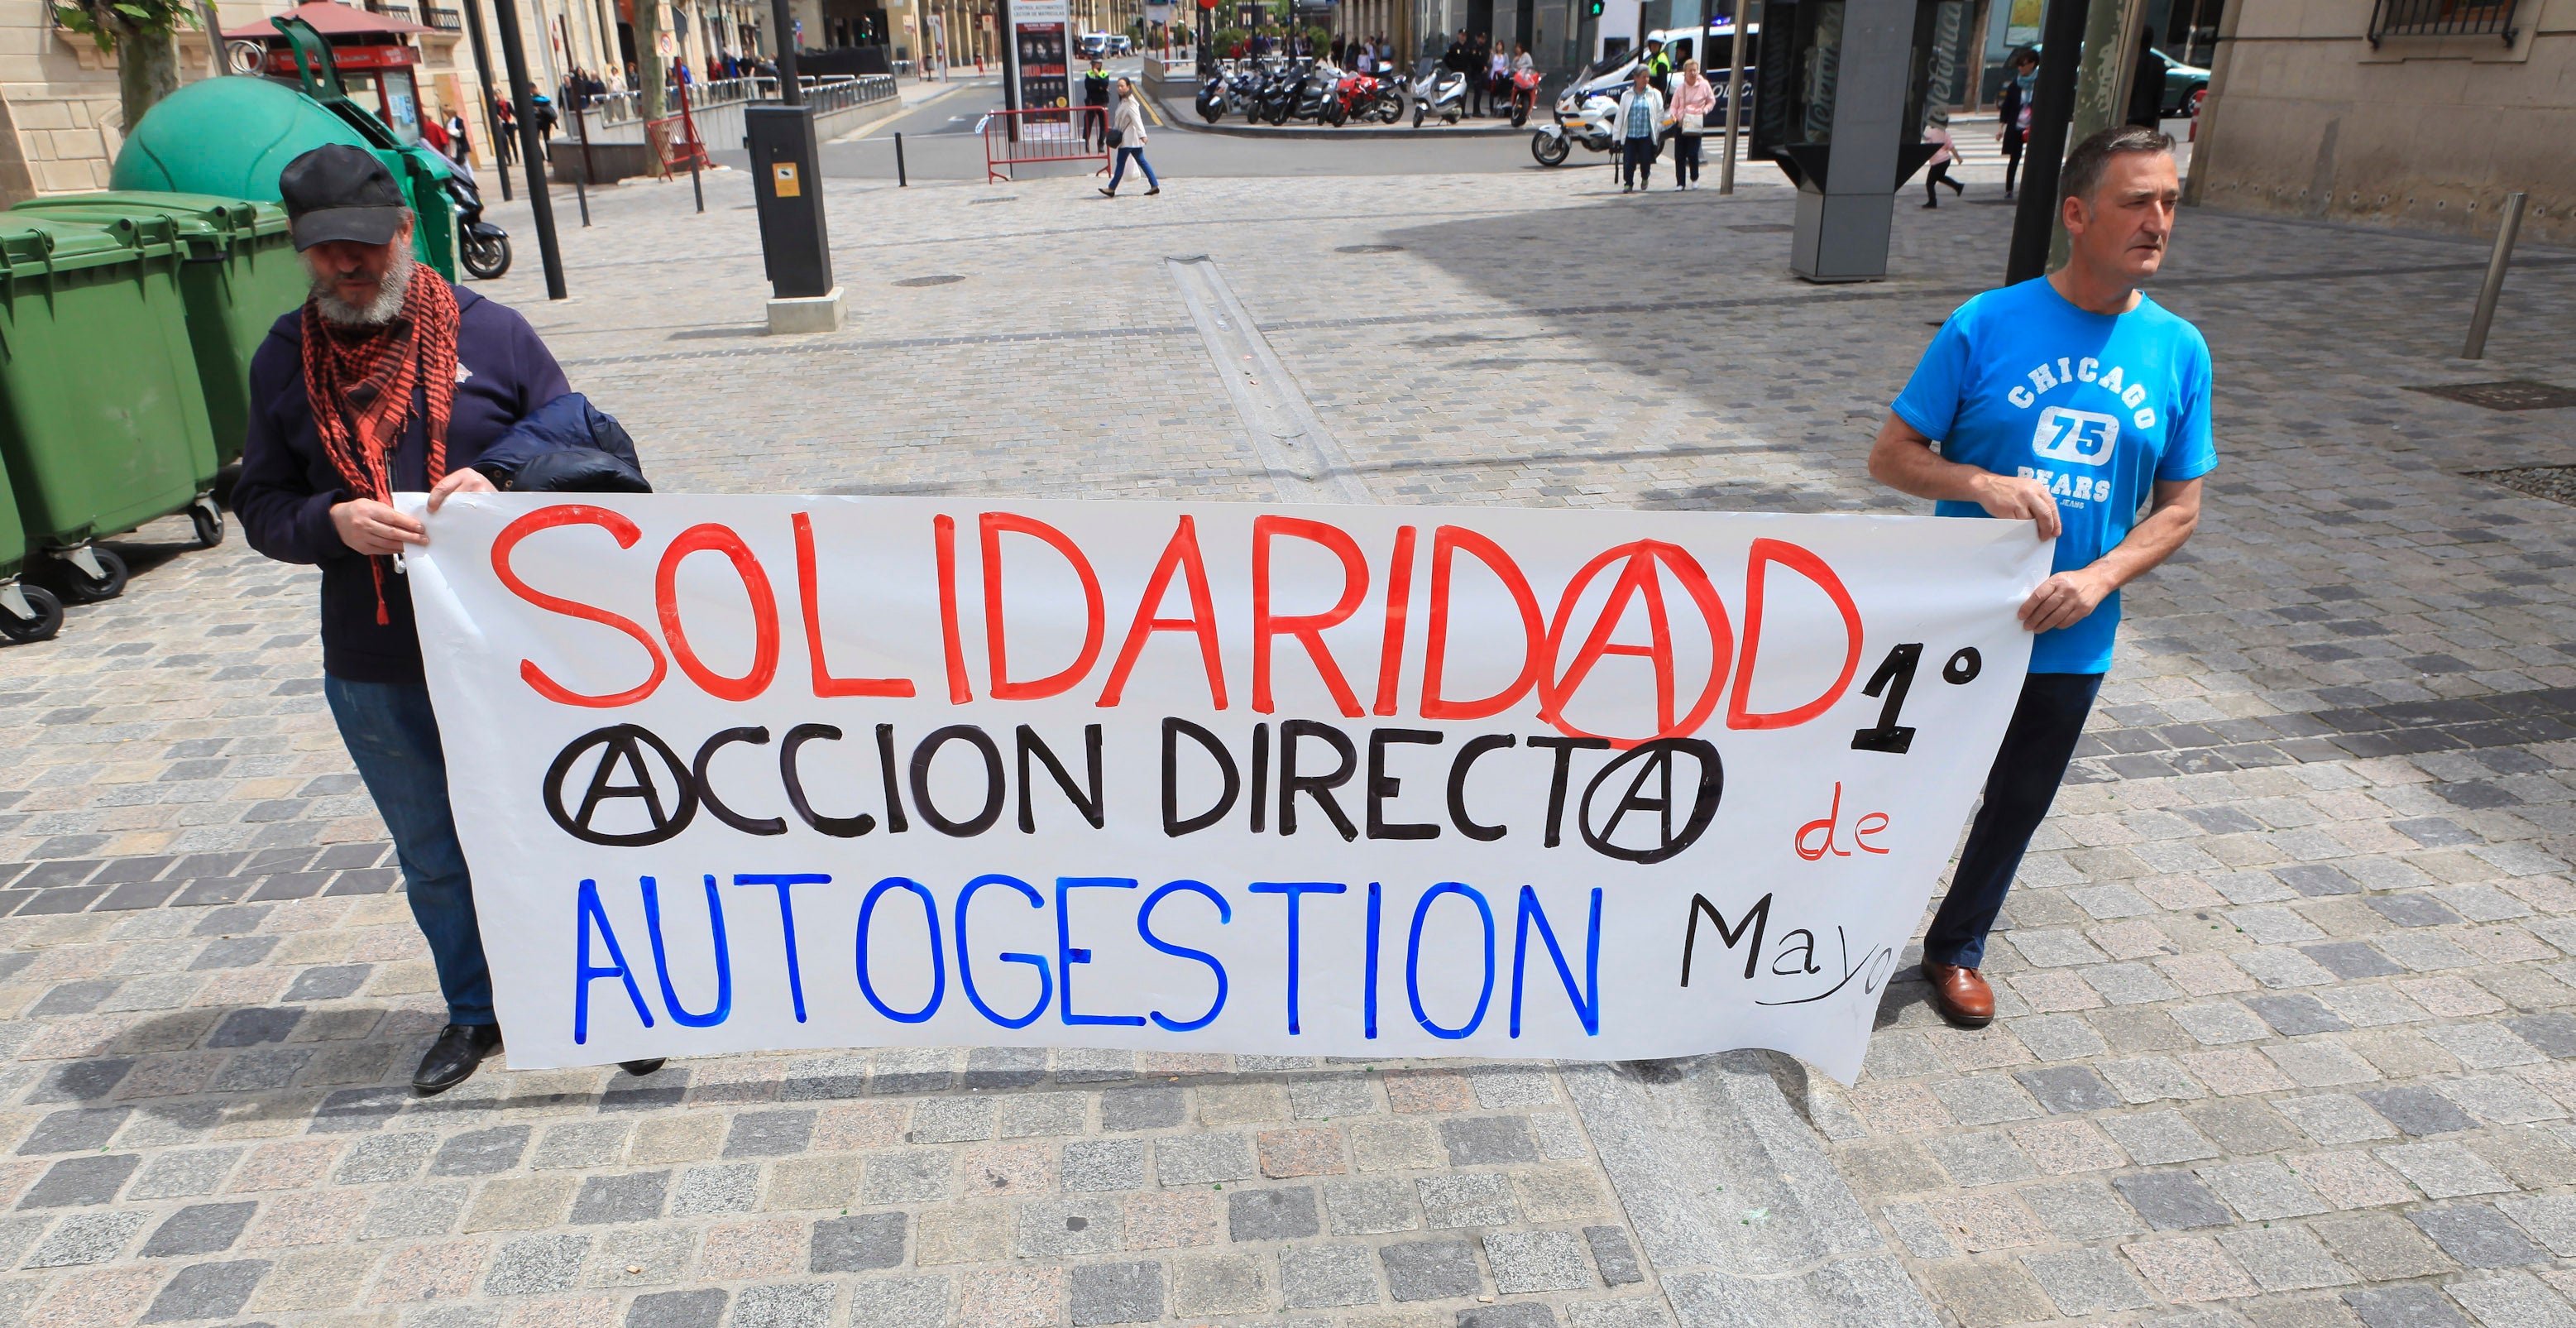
[1614,67,1665,194]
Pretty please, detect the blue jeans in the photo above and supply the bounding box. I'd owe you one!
[1108,146,1157,191]
[1922,672,2105,970]
[325,677,496,1026]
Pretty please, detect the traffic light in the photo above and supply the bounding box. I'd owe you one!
[1586,0,1604,14]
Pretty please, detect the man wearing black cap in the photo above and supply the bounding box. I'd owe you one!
[231,145,661,1093]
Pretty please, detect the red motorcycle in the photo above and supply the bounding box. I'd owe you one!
[1324,65,1403,125]
[1509,66,1542,127]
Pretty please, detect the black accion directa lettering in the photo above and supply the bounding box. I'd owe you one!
[1247,722,1270,833]
[1017,725,1104,832]
[544,724,698,846]
[874,724,910,832]
[694,727,786,836]
[1525,735,1610,848]
[1366,729,1443,841]
[1578,737,1722,864]
[780,724,876,838]
[1446,734,1516,842]
[1278,720,1359,841]
[909,725,1006,837]
[1161,718,1240,837]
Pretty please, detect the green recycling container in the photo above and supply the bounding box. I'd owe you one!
[12,193,301,469]
[112,75,456,280]
[0,450,62,644]
[0,215,220,574]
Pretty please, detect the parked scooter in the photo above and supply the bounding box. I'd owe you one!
[448,169,512,280]
[1323,65,1402,125]
[1198,62,1260,122]
[1530,89,1620,166]
[1409,57,1465,127]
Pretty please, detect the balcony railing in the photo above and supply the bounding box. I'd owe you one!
[427,7,462,30]
[2368,0,2518,45]
[364,0,419,22]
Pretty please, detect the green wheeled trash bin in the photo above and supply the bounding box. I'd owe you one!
[0,214,224,603]
[0,452,65,644]
[10,193,300,496]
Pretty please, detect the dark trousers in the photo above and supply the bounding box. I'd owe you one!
[1925,161,1961,203]
[1083,102,1109,148]
[1673,132,1702,185]
[1620,135,1657,187]
[2002,129,2026,194]
[325,678,495,1025]
[1468,74,1485,115]
[1922,672,2104,970]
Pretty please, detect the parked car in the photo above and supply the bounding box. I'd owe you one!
[2026,43,2210,117]
[1109,35,1134,55]
[1077,32,1110,59]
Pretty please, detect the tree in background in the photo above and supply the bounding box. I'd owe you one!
[54,0,199,131]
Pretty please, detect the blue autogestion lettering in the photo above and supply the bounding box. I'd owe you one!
[574,878,654,1044]
[1137,880,1230,1033]
[735,873,828,1023]
[1248,881,1348,1035]
[1364,881,1382,1040]
[1511,885,1602,1037]
[956,873,1052,1029]
[1408,882,1495,1040]
[857,876,945,1024]
[1058,878,1147,1027]
[641,875,733,1028]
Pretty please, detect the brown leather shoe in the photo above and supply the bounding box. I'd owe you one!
[1922,961,1995,1028]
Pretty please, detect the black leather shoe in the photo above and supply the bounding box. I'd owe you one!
[414,1024,503,1095]
[618,1059,666,1076]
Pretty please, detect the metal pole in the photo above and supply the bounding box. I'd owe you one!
[197,1,229,73]
[895,131,909,185]
[492,0,570,300]
[773,0,804,102]
[679,77,706,212]
[571,98,595,225]
[460,0,513,201]
[2005,0,2090,285]
[1717,0,1748,194]
[2463,191,2526,360]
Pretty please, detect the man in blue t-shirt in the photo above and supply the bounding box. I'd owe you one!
[1871,125,2217,1028]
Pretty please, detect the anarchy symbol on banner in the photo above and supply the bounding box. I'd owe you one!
[544,725,700,846]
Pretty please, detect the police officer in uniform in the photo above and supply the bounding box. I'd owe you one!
[1082,55,1113,150]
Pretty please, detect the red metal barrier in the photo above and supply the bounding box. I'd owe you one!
[983,107,1109,183]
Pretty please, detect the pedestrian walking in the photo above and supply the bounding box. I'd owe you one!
[1867,125,2214,1028]
[231,146,668,1094]
[1615,67,1664,194]
[1998,48,2037,198]
[1099,78,1160,197]
[443,110,471,165]
[1922,111,1964,206]
[492,99,516,166]
[1669,58,1714,189]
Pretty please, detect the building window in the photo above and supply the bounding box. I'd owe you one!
[2367,0,2518,46]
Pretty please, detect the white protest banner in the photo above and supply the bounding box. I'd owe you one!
[399,496,2049,1082]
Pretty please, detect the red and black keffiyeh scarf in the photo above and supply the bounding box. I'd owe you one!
[300,269,462,623]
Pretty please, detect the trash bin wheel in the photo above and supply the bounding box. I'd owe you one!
[0,585,64,645]
[190,498,226,550]
[55,548,128,603]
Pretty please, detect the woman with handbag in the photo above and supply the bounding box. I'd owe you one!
[1099,78,1161,197]
[1669,59,1716,190]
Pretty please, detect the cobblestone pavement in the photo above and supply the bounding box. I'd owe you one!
[2,153,2573,1328]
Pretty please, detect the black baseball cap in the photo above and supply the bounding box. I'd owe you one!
[279,144,409,251]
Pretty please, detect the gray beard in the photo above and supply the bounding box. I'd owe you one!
[312,256,414,328]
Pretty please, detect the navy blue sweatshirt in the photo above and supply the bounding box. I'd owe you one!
[233,280,571,683]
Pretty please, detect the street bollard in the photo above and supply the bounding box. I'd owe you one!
[896,132,909,187]
[2462,191,2526,360]
[691,150,705,213]
[570,100,595,227]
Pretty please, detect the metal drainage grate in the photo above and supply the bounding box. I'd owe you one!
[2473,465,2576,508]
[970,195,1018,204]
[893,275,966,287]
[1334,243,1405,254]
[2407,381,2576,411]
[1727,223,1794,233]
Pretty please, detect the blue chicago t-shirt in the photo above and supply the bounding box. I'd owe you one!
[1892,278,2216,674]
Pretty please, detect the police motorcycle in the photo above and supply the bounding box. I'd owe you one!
[1529,80,1622,166]
[1408,56,1467,127]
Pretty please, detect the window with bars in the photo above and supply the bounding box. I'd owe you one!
[2368,0,2519,45]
